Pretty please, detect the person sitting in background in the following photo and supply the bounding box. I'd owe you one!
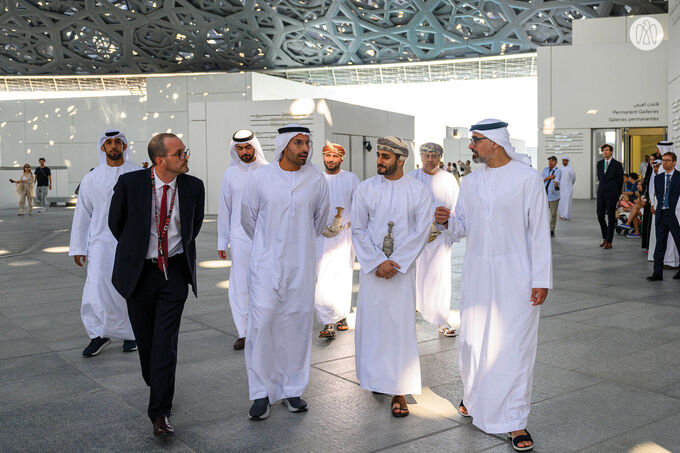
[624,173,639,201]
[10,164,35,216]
[617,193,645,237]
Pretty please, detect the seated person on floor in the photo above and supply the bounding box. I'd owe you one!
[617,193,645,237]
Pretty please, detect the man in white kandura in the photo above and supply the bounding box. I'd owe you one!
[558,156,576,220]
[352,136,432,418]
[218,129,268,350]
[316,143,360,339]
[69,130,140,357]
[409,142,460,337]
[440,119,551,452]
[241,124,329,421]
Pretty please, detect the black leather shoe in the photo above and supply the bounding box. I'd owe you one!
[153,416,174,437]
[646,274,663,281]
[233,337,245,350]
[673,271,680,280]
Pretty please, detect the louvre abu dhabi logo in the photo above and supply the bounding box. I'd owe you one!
[630,17,663,51]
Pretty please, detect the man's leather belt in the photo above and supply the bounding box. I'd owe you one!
[144,253,185,265]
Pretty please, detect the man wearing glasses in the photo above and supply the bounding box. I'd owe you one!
[109,133,205,437]
[647,148,680,281]
[441,119,551,451]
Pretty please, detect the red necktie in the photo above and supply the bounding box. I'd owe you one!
[158,184,169,272]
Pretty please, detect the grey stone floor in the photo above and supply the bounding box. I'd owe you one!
[1,200,679,452]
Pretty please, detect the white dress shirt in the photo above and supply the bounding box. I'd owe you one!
[660,169,675,210]
[146,169,183,259]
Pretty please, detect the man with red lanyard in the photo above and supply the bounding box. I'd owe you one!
[109,133,204,437]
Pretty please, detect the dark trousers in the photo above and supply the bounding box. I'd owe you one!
[126,255,189,421]
[653,210,680,275]
[641,201,652,249]
[597,196,618,243]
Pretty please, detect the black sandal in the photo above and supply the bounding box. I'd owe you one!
[507,430,533,451]
[458,400,471,418]
[319,324,335,338]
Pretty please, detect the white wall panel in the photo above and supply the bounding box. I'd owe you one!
[0,122,26,166]
[0,100,25,122]
[187,73,247,95]
[146,76,188,113]
[24,99,73,143]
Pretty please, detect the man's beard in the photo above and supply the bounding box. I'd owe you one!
[472,151,484,164]
[239,153,254,163]
[324,162,340,172]
[377,160,398,176]
[106,150,123,161]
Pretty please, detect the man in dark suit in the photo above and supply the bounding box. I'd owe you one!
[647,151,680,281]
[109,133,204,436]
[596,143,624,249]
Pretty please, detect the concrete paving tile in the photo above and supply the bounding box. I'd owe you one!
[179,386,459,453]
[530,363,602,403]
[0,298,81,319]
[0,367,101,410]
[537,317,600,344]
[0,391,192,452]
[57,344,142,379]
[0,336,52,359]
[378,425,504,452]
[582,304,680,332]
[536,327,671,371]
[586,340,680,391]
[0,352,71,384]
[528,382,680,452]
[580,413,680,453]
[539,295,620,318]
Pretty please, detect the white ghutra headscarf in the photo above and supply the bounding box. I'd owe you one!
[97,129,130,165]
[469,119,531,166]
[229,129,267,168]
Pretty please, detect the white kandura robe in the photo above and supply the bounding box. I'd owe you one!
[218,158,267,338]
[352,175,433,395]
[241,163,330,402]
[647,172,680,266]
[69,161,140,340]
[315,170,360,325]
[557,164,576,219]
[448,160,552,433]
[408,168,460,328]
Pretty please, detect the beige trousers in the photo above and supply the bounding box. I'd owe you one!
[548,200,559,232]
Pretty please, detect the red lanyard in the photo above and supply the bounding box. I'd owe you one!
[150,169,177,246]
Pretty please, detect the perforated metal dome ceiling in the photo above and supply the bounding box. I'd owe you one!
[0,0,667,76]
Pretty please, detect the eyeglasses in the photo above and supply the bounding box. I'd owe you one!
[661,158,674,163]
[469,136,488,146]
[24,166,30,169]
[168,147,190,160]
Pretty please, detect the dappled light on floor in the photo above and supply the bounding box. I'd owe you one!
[42,246,70,253]
[7,259,40,267]
[410,387,457,420]
[216,280,229,289]
[199,260,231,269]
[630,442,672,453]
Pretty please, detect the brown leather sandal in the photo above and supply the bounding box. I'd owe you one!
[391,396,409,417]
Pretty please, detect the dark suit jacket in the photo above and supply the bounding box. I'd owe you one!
[109,168,205,299]
[653,171,680,224]
[596,158,624,200]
